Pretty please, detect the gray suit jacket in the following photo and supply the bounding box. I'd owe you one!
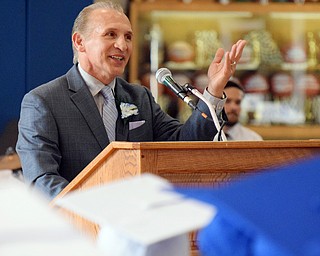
[16,65,217,199]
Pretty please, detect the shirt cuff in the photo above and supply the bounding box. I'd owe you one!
[203,88,227,116]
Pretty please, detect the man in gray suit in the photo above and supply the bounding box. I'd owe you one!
[16,1,246,199]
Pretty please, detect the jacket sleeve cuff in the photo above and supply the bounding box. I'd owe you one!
[203,89,227,116]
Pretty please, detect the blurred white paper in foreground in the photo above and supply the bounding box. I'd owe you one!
[0,170,102,256]
[55,174,216,256]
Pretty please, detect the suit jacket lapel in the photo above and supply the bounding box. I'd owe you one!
[114,78,131,141]
[66,66,109,149]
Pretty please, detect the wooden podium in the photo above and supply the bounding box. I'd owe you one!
[52,140,320,252]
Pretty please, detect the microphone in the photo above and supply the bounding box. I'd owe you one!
[155,68,196,110]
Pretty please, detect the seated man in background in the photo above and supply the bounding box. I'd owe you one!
[223,78,263,141]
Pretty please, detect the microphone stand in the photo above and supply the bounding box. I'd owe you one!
[184,84,227,142]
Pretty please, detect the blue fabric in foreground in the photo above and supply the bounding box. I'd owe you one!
[175,156,320,256]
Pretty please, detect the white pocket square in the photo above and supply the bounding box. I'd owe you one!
[129,120,146,130]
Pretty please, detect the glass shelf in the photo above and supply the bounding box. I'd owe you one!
[129,1,320,135]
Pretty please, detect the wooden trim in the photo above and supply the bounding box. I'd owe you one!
[130,1,320,13]
[247,125,320,140]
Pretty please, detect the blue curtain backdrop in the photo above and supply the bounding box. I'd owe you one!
[0,0,92,135]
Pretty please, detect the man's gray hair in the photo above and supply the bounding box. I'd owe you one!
[71,1,124,64]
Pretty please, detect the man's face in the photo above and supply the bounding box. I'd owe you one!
[224,87,244,126]
[77,8,133,84]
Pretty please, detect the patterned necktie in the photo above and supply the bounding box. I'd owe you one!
[100,86,118,142]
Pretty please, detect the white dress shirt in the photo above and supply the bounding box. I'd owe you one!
[225,123,263,141]
[78,64,115,117]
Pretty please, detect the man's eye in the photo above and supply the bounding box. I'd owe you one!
[125,34,132,41]
[106,32,116,37]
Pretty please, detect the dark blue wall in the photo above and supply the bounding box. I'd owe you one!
[0,0,92,135]
[1,0,26,135]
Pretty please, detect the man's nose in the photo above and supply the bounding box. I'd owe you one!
[114,36,128,51]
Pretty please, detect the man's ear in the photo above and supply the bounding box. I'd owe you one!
[72,32,85,52]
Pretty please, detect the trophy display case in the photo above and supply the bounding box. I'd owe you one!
[129,0,320,139]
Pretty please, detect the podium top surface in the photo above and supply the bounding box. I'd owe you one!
[109,140,320,150]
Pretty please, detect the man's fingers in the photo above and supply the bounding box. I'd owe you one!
[213,48,225,63]
[234,40,247,62]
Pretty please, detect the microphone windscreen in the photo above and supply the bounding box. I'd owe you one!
[155,68,171,84]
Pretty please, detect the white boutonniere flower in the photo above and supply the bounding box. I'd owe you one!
[120,102,139,119]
